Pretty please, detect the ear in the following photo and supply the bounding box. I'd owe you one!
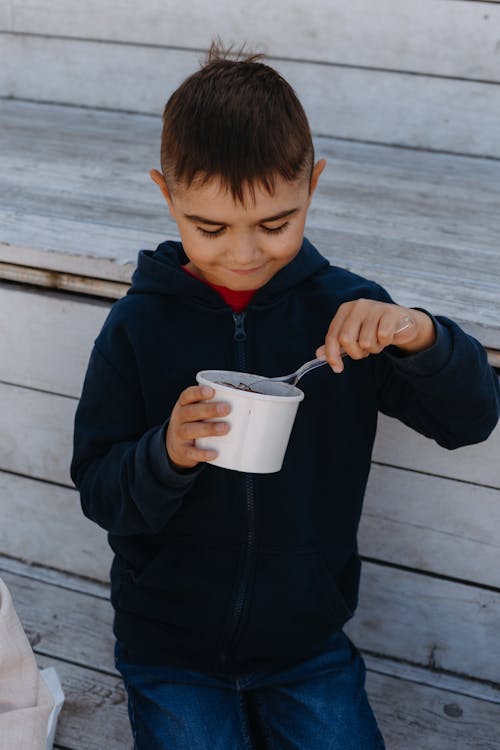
[309,159,327,197]
[150,169,174,209]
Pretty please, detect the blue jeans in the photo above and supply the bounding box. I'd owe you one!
[115,630,385,749]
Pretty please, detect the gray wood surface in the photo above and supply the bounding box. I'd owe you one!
[2,0,499,82]
[2,30,500,155]
[366,669,500,750]
[0,284,109,397]
[361,463,500,587]
[36,655,132,750]
[365,653,500,707]
[0,568,115,672]
[373,413,500,487]
[0,471,111,581]
[347,563,500,685]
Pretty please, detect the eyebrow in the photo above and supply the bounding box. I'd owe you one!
[183,207,300,226]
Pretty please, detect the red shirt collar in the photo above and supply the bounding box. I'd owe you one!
[182,265,256,313]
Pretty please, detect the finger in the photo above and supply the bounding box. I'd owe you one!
[324,335,344,373]
[377,311,414,346]
[358,316,385,355]
[180,400,231,423]
[178,420,230,441]
[177,445,219,467]
[392,314,416,344]
[178,385,215,407]
[322,307,350,373]
[337,318,366,360]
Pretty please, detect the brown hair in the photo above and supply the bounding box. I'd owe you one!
[160,42,314,203]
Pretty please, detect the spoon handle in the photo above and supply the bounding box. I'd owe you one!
[288,357,328,384]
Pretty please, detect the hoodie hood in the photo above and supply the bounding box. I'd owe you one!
[127,237,330,309]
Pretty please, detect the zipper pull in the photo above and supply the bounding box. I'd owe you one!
[233,312,247,342]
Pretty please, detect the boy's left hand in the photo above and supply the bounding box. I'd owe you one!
[316,299,436,374]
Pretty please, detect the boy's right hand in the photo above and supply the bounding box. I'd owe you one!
[166,386,231,470]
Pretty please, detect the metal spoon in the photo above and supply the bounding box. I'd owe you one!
[252,316,414,387]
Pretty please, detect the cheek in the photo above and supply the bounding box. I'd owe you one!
[266,225,306,260]
[178,226,218,261]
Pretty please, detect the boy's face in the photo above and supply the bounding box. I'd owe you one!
[151,161,325,291]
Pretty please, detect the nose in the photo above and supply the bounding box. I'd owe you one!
[229,232,261,266]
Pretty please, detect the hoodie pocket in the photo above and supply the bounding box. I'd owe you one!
[235,547,354,661]
[118,536,244,640]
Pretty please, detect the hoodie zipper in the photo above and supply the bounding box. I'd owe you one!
[220,312,256,664]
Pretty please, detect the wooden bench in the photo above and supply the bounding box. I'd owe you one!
[1,2,500,747]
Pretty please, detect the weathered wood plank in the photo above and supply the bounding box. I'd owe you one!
[1,0,499,82]
[2,38,500,155]
[361,464,500,587]
[0,262,128,298]
[0,472,111,581]
[346,563,500,685]
[35,655,132,750]
[365,653,500,707]
[0,214,147,277]
[1,568,115,672]
[0,384,76,485]
[373,414,500,488]
[0,553,109,599]
[366,668,500,750]
[0,284,109,396]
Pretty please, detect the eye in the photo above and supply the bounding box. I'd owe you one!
[261,222,289,235]
[196,226,226,239]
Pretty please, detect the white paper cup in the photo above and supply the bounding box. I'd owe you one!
[196,369,304,473]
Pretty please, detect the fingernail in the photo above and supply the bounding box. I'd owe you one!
[216,402,229,415]
[201,386,213,398]
[215,422,228,433]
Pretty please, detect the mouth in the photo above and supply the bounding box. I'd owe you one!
[228,265,264,275]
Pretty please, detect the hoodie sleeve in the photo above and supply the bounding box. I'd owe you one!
[71,344,203,536]
[372,293,500,448]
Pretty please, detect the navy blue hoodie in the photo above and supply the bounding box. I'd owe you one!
[71,238,499,673]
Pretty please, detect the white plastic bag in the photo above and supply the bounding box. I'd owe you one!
[41,667,65,750]
[0,577,64,750]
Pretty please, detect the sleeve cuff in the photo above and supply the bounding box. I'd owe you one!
[384,310,453,377]
[148,421,204,488]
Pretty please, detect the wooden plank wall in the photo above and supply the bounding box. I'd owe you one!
[1,280,499,684]
[1,0,500,156]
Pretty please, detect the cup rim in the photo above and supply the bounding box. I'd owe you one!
[196,370,304,401]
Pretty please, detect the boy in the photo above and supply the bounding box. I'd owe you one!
[71,45,499,749]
